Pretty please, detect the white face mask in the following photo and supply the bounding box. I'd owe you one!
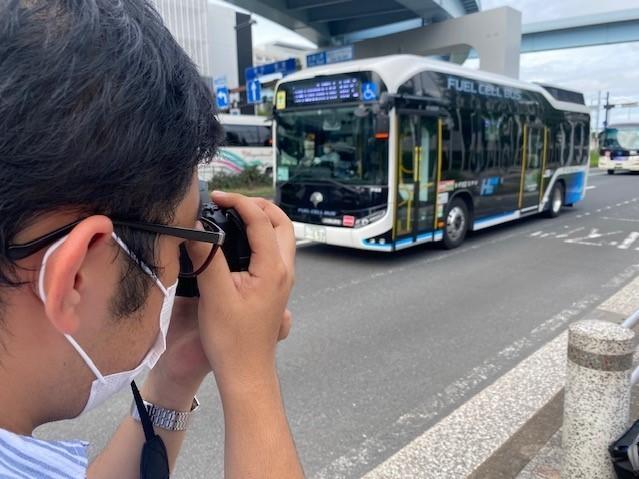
[38,233,178,415]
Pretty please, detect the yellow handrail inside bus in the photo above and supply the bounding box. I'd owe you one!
[539,127,548,206]
[518,125,528,210]
[393,128,401,240]
[433,119,443,230]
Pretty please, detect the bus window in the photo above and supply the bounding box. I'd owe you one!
[257,125,272,146]
[224,125,260,147]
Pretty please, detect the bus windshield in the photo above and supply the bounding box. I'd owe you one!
[275,107,388,186]
[601,125,639,151]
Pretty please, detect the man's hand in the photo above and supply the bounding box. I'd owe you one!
[186,191,303,479]
[186,192,295,388]
[144,296,211,400]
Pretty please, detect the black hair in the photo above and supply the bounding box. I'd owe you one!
[0,0,223,316]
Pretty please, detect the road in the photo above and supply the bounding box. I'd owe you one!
[37,171,639,478]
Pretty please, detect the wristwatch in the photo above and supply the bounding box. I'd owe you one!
[131,397,200,432]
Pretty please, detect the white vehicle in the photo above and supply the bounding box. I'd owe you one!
[598,123,639,174]
[198,114,273,181]
[273,55,590,251]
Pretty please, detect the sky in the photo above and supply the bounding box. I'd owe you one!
[211,0,639,127]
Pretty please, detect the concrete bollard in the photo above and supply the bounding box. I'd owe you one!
[561,320,635,479]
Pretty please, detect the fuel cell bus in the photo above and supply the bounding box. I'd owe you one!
[273,55,590,251]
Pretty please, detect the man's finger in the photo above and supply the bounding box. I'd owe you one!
[278,309,292,341]
[250,198,296,273]
[211,191,281,277]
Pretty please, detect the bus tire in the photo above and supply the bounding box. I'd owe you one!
[546,182,564,218]
[607,169,615,175]
[442,198,469,249]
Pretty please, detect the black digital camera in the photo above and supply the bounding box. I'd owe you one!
[176,182,251,297]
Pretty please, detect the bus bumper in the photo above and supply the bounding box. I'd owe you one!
[599,156,639,172]
[293,220,393,251]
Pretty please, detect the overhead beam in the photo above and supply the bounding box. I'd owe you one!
[286,0,349,11]
[308,3,408,23]
[395,0,465,20]
[330,11,418,36]
[223,0,330,44]
[521,18,639,53]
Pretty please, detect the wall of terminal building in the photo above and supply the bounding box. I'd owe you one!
[208,6,240,90]
[150,0,212,84]
[151,0,252,99]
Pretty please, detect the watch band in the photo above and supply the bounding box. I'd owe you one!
[131,397,200,432]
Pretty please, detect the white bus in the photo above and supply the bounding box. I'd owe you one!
[598,122,639,174]
[198,114,273,181]
[273,55,590,251]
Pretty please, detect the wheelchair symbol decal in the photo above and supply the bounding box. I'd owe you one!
[361,82,378,101]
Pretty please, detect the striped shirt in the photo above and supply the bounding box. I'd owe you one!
[0,428,88,478]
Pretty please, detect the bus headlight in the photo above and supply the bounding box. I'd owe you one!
[355,209,386,228]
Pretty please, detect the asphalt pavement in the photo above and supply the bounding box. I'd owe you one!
[37,170,639,478]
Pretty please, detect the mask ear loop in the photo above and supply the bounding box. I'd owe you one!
[111,233,168,297]
[131,381,170,479]
[38,235,106,383]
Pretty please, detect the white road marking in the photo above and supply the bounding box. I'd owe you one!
[620,232,639,250]
[603,216,639,224]
[586,186,597,190]
[556,227,585,239]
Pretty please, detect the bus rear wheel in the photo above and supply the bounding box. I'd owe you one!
[546,182,564,218]
[442,198,469,249]
[608,169,615,175]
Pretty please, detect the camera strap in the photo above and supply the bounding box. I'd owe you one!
[131,381,170,479]
[629,431,639,472]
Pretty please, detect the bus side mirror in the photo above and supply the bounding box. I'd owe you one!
[379,92,394,112]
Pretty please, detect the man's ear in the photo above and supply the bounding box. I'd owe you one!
[40,216,114,335]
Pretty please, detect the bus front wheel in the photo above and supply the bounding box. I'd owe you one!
[442,198,469,249]
[608,169,615,175]
[546,182,564,218]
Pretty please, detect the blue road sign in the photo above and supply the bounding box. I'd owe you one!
[247,79,262,104]
[361,82,379,102]
[306,46,353,68]
[216,86,229,110]
[307,51,327,67]
[245,58,297,81]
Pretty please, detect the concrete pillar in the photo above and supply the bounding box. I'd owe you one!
[561,320,635,479]
[353,7,522,78]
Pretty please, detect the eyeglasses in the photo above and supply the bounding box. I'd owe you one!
[6,217,225,278]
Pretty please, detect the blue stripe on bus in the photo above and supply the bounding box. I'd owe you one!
[363,229,444,250]
[564,171,587,205]
[474,210,517,225]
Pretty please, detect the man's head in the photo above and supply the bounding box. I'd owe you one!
[0,0,223,424]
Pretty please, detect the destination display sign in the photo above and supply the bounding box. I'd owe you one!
[290,77,361,106]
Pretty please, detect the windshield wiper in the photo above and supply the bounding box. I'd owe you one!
[279,173,362,194]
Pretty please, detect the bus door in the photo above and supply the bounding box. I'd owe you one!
[519,125,547,210]
[394,113,439,243]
